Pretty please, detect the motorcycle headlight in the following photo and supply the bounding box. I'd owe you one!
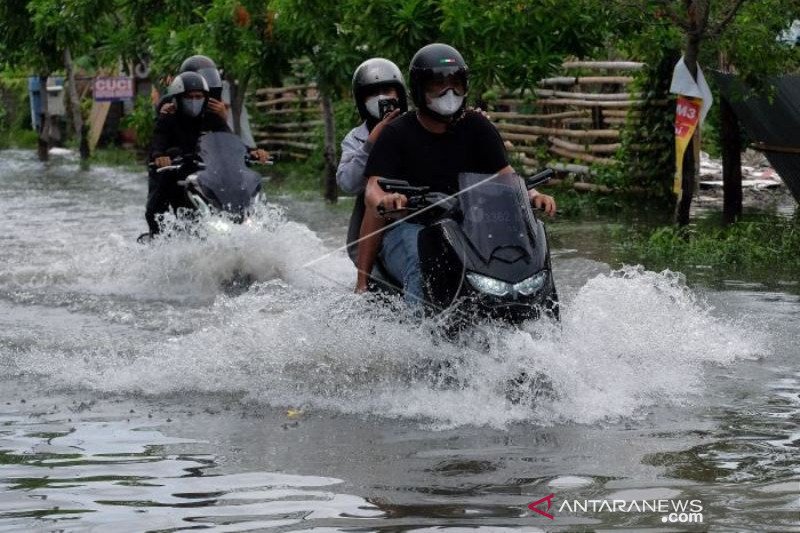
[466,272,512,297]
[513,270,549,296]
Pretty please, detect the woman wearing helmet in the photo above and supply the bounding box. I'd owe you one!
[337,57,408,264]
[144,71,231,237]
[354,43,556,302]
[177,54,267,164]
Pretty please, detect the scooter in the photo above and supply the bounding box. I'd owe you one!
[371,170,559,325]
[139,132,268,242]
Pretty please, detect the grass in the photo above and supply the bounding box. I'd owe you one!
[0,128,39,149]
[88,146,143,169]
[618,215,800,280]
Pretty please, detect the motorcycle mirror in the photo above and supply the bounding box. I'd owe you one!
[377,177,430,195]
[525,169,554,190]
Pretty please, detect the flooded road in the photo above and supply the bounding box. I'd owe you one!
[0,150,797,531]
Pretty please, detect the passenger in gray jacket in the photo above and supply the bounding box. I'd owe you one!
[337,58,408,263]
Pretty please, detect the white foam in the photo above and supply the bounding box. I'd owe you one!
[3,264,769,429]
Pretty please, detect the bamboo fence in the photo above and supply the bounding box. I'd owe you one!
[487,60,663,178]
[252,83,321,160]
[250,60,666,185]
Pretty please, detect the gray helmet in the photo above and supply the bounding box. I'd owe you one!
[167,72,209,116]
[180,55,223,100]
[352,58,408,121]
[167,71,209,97]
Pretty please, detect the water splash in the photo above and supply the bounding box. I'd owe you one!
[3,260,768,429]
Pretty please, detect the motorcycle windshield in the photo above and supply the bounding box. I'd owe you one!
[196,132,262,213]
[458,172,537,264]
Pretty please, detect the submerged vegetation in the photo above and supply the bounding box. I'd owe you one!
[619,216,800,280]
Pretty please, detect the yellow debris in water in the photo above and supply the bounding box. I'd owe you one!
[286,408,304,419]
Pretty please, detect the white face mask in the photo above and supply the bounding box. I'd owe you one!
[364,94,393,119]
[427,88,464,117]
[182,98,204,118]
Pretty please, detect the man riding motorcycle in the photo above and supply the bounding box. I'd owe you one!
[355,43,556,306]
[142,71,230,238]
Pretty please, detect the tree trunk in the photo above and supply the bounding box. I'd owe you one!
[37,74,50,162]
[674,0,709,225]
[321,92,337,203]
[64,47,89,160]
[720,96,742,224]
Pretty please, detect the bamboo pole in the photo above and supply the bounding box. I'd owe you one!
[549,162,593,175]
[538,76,635,86]
[258,139,316,150]
[534,88,641,100]
[255,83,316,96]
[549,145,616,165]
[562,61,645,70]
[488,110,588,120]
[603,110,636,117]
[549,136,622,153]
[257,95,304,106]
[263,107,320,116]
[254,131,316,139]
[498,131,541,143]
[495,122,621,139]
[562,117,627,126]
[506,144,542,156]
[267,120,324,129]
[535,98,650,108]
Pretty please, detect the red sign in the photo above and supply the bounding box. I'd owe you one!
[93,77,134,101]
[674,96,701,138]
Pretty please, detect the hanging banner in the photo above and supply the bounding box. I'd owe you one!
[93,76,134,101]
[673,96,703,196]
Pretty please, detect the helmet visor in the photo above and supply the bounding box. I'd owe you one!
[420,66,467,97]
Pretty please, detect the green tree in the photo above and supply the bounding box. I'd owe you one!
[607,0,800,224]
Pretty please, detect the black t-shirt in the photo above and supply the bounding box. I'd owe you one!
[363,111,509,194]
[149,111,230,160]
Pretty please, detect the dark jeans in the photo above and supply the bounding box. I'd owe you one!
[144,171,193,235]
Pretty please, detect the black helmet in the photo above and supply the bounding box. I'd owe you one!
[352,58,408,122]
[167,72,209,117]
[180,55,223,100]
[409,43,468,123]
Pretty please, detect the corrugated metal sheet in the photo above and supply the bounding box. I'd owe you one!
[716,74,800,203]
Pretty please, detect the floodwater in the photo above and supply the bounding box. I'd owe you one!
[0,149,797,532]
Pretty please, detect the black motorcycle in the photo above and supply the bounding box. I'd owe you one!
[140,132,266,241]
[372,170,559,325]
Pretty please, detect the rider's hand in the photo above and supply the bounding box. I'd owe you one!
[154,156,172,168]
[207,98,227,119]
[367,108,401,144]
[250,149,269,163]
[378,192,408,213]
[530,191,557,217]
[160,102,176,115]
[469,106,491,121]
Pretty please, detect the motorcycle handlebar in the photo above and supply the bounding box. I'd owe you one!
[525,168,554,190]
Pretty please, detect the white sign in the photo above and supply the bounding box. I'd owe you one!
[93,77,134,101]
[669,57,713,125]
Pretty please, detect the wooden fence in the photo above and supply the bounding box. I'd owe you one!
[252,83,322,160]
[250,61,667,186]
[487,60,663,177]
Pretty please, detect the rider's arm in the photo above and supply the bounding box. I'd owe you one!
[337,125,371,194]
[475,111,557,216]
[148,113,177,162]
